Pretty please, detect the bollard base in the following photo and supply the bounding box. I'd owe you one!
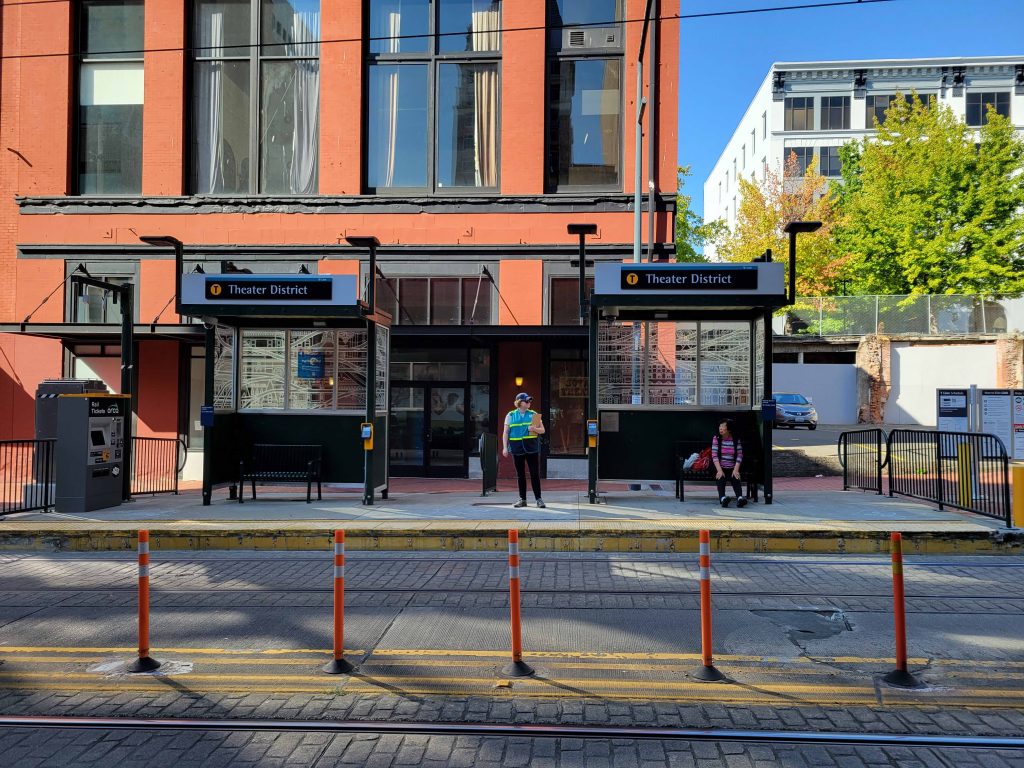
[883,668,923,688]
[322,658,355,675]
[501,660,535,678]
[692,664,726,682]
[127,656,161,674]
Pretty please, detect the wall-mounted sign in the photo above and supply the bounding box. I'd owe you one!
[594,263,785,297]
[980,389,1013,456]
[936,388,969,433]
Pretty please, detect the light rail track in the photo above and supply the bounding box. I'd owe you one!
[0,715,1021,751]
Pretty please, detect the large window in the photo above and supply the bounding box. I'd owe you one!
[376,276,493,325]
[549,349,586,456]
[820,96,850,130]
[77,0,144,194]
[966,92,1010,127]
[784,147,814,176]
[550,276,594,325]
[192,0,321,194]
[236,328,368,411]
[784,97,814,131]
[65,261,138,323]
[366,0,501,192]
[547,0,622,190]
[819,146,842,177]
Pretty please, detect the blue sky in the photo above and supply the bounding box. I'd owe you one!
[678,0,1024,219]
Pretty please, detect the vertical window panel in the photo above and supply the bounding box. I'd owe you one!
[367,64,429,189]
[369,0,429,54]
[548,58,622,188]
[430,278,460,325]
[437,63,499,189]
[193,61,251,193]
[259,59,320,194]
[288,330,336,410]
[399,278,429,325]
[439,0,501,53]
[462,277,491,324]
[239,330,285,409]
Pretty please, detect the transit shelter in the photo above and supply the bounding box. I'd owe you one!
[587,262,789,504]
[180,272,390,505]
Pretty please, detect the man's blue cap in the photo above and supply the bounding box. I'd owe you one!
[515,392,532,402]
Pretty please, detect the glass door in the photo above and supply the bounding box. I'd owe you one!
[390,384,467,477]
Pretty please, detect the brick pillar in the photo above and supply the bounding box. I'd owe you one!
[320,0,362,194]
[500,1,545,194]
[995,334,1024,389]
[143,2,185,195]
[856,334,891,424]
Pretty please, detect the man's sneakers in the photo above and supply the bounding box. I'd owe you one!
[720,496,731,508]
[737,497,748,508]
[535,499,546,508]
[514,499,528,508]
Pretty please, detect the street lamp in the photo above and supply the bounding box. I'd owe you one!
[567,224,597,326]
[345,235,381,314]
[139,235,184,314]
[781,220,822,306]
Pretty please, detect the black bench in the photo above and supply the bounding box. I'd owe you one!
[239,444,323,504]
[675,439,760,502]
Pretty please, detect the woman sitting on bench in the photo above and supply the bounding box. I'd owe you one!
[713,418,747,509]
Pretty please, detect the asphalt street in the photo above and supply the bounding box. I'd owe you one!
[0,551,1021,766]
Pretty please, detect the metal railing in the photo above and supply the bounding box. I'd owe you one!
[0,439,55,514]
[887,429,1011,525]
[131,437,185,496]
[786,294,1013,336]
[838,429,887,494]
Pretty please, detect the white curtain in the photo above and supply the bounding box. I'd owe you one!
[383,12,401,187]
[471,9,499,187]
[195,12,224,193]
[288,10,320,194]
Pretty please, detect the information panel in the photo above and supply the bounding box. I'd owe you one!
[980,389,1013,456]
[936,389,969,433]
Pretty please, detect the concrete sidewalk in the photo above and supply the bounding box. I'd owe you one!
[0,478,1019,555]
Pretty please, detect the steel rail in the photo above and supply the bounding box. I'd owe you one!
[0,585,1018,601]
[2,555,1022,568]
[0,715,1021,750]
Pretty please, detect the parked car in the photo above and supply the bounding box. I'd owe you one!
[773,393,818,429]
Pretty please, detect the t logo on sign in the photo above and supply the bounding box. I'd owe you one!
[210,284,222,296]
[626,273,639,286]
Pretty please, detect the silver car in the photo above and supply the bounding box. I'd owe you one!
[774,392,818,429]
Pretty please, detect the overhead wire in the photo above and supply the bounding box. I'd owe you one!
[0,0,899,61]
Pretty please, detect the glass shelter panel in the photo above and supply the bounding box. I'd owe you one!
[753,316,765,405]
[699,323,750,407]
[597,321,753,408]
[336,330,368,410]
[213,326,235,410]
[239,330,285,409]
[376,325,390,412]
[288,330,336,410]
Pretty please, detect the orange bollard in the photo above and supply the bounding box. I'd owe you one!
[323,530,354,674]
[127,530,160,673]
[502,530,534,677]
[883,532,921,688]
[692,530,724,682]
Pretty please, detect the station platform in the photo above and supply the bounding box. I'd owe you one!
[1,477,1019,555]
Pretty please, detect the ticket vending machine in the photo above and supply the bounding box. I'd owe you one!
[55,394,129,513]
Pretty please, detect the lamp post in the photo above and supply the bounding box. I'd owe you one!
[567,224,597,326]
[781,221,822,306]
[346,236,381,506]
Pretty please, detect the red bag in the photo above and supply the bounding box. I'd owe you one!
[691,447,713,472]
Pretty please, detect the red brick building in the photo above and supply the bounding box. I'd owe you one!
[0,0,678,479]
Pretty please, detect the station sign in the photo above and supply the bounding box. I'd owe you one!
[595,263,785,297]
[181,273,358,310]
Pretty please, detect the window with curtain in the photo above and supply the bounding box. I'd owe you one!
[546,0,622,191]
[77,0,144,194]
[367,0,501,193]
[192,0,320,195]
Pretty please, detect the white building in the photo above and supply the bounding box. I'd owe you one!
[702,56,1024,258]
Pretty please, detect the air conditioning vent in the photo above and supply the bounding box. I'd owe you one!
[561,26,621,50]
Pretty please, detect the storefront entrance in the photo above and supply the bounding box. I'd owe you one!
[390,383,468,477]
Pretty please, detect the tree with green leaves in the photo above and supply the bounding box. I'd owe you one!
[835,96,1024,296]
[713,153,851,297]
[675,166,725,262]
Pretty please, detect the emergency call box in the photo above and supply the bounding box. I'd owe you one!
[55,394,129,514]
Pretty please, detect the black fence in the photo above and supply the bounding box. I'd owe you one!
[0,439,55,514]
[131,437,185,496]
[887,429,1011,525]
[838,428,887,494]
